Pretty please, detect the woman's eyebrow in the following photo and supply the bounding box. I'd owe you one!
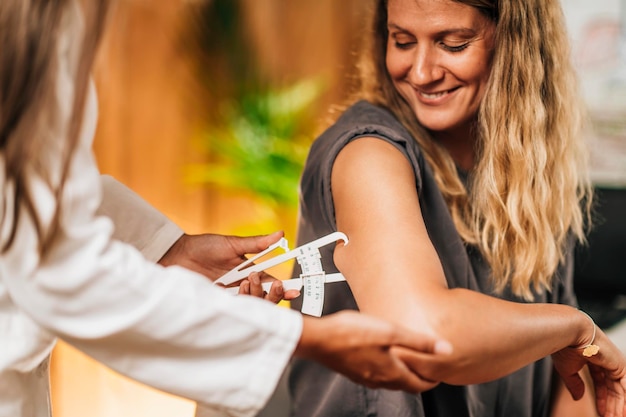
[387,22,478,38]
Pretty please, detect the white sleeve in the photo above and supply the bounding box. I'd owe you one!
[97,175,183,262]
[2,88,302,417]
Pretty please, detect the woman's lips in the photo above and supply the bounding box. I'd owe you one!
[417,86,460,104]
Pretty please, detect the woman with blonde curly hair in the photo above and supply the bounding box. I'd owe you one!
[289,0,626,415]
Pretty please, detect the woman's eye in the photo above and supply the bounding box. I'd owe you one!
[442,42,469,52]
[394,41,415,49]
[391,33,416,50]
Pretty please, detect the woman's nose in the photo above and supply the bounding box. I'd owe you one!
[410,46,444,86]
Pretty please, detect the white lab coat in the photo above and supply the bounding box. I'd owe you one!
[0,4,301,417]
[98,175,186,263]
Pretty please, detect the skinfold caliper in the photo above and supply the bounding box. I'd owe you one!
[214,232,348,317]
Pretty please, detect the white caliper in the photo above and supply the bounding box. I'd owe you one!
[214,232,348,317]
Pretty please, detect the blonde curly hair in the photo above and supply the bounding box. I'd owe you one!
[356,0,592,299]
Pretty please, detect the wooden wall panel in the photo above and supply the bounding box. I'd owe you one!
[92,0,212,233]
[241,0,364,101]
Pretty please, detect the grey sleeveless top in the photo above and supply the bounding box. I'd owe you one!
[289,101,577,417]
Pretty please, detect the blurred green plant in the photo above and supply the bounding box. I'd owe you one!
[184,0,328,238]
[186,78,324,209]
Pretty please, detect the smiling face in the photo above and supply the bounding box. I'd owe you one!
[386,0,496,140]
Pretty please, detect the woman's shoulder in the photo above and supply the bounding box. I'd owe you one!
[335,100,404,131]
[303,100,425,189]
[341,99,392,118]
[312,100,415,153]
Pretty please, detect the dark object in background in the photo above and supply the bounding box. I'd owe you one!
[575,187,626,329]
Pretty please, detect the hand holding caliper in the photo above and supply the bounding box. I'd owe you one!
[214,232,349,317]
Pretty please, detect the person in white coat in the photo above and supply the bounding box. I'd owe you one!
[0,1,453,417]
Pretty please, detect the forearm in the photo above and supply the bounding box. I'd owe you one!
[440,289,587,383]
[294,316,326,359]
[339,248,589,384]
[292,311,453,393]
[360,285,589,385]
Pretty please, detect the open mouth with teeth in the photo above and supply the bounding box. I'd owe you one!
[419,87,460,99]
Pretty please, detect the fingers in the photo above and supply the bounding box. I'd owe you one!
[247,272,266,298]
[283,289,301,300]
[345,346,440,393]
[261,230,285,246]
[297,313,446,394]
[263,278,301,302]
[589,365,608,415]
[392,346,440,392]
[237,280,250,296]
[265,280,284,303]
[238,272,300,304]
[562,372,586,401]
[390,373,439,393]
[582,331,626,416]
[390,325,453,356]
[583,363,626,417]
[600,371,626,417]
[359,367,439,393]
[603,378,625,417]
[330,311,452,356]
[621,377,626,417]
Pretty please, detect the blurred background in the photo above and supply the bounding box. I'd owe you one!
[49,0,626,416]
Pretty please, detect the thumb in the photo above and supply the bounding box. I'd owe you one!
[392,327,453,355]
[232,231,285,254]
[560,372,586,400]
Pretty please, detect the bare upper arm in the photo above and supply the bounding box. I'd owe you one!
[331,137,448,334]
